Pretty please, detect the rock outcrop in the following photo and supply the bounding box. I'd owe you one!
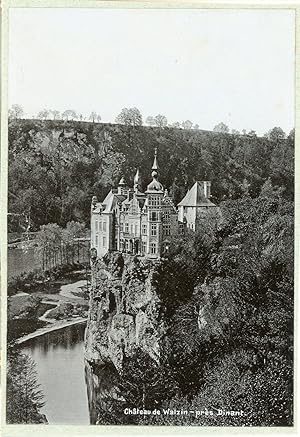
[84,252,165,373]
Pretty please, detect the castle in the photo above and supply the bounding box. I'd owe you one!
[91,149,218,258]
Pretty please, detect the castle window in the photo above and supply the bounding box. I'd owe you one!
[103,236,106,247]
[142,242,147,254]
[150,196,160,206]
[150,211,158,221]
[95,235,99,247]
[95,220,99,233]
[142,224,147,235]
[164,224,171,236]
[150,242,157,254]
[99,221,102,231]
[151,224,157,236]
[103,221,107,232]
[164,210,170,221]
[130,224,134,234]
[125,223,129,233]
[120,223,123,232]
[135,224,138,235]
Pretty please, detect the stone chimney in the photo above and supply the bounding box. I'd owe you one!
[91,196,98,210]
[203,181,211,198]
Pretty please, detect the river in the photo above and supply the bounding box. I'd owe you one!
[8,247,41,279]
[20,322,90,425]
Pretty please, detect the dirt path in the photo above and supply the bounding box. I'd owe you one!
[39,300,60,323]
[59,279,88,299]
[15,318,87,345]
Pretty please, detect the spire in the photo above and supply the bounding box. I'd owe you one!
[118,176,125,186]
[146,147,164,193]
[134,168,140,193]
[152,147,158,171]
[134,168,140,184]
[118,176,126,195]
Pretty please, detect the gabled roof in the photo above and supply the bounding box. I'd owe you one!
[177,182,216,207]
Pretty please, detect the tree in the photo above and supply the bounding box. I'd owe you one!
[37,109,50,120]
[231,129,240,135]
[267,127,286,142]
[89,112,97,123]
[247,130,257,137]
[171,122,181,129]
[193,124,199,130]
[8,104,24,119]
[62,221,87,263]
[154,114,168,128]
[288,128,295,143]
[62,109,77,121]
[36,223,63,269]
[51,110,60,120]
[115,107,142,126]
[182,120,193,130]
[97,114,101,122]
[213,122,229,133]
[7,349,46,424]
[145,116,155,127]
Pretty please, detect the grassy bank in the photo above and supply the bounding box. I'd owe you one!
[8,262,89,297]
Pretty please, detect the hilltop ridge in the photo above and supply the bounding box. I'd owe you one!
[8,118,293,231]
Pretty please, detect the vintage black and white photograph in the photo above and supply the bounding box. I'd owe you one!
[4,5,295,429]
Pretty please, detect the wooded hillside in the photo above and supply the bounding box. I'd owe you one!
[8,119,294,232]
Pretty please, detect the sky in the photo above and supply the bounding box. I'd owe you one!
[9,8,295,135]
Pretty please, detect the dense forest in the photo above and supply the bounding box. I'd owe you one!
[98,182,294,426]
[8,118,293,232]
[8,118,294,426]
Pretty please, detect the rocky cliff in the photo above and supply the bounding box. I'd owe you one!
[84,251,166,373]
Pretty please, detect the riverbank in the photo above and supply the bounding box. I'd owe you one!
[15,317,87,344]
[8,271,90,343]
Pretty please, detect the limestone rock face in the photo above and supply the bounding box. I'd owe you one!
[84,252,165,373]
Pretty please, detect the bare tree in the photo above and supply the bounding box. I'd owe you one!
[182,120,193,130]
[89,112,97,123]
[145,116,155,127]
[51,110,61,120]
[213,122,229,134]
[8,104,24,119]
[37,109,50,120]
[154,114,168,128]
[62,110,77,121]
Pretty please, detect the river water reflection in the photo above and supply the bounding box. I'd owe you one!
[20,323,90,425]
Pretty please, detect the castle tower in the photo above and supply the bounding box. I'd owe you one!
[146,147,164,257]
